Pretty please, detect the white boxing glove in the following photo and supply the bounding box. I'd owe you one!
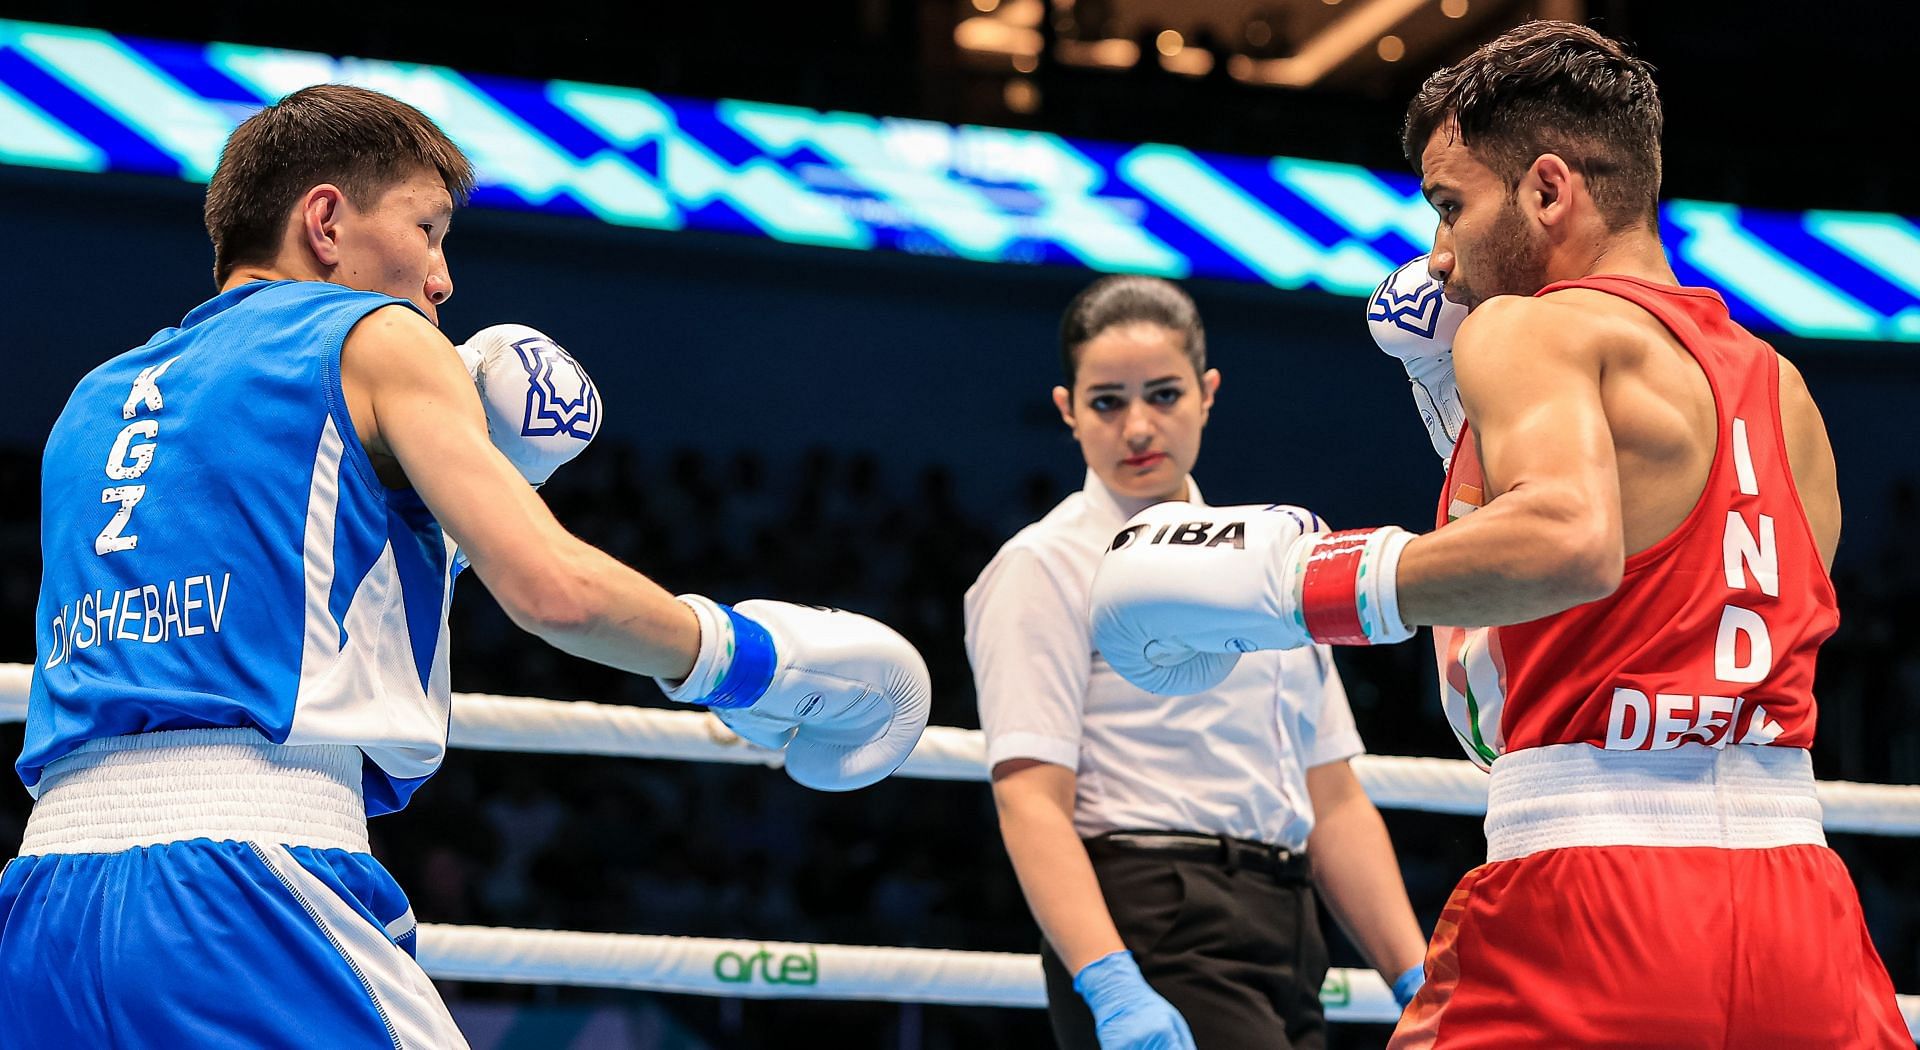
[1089,503,1417,696]
[456,323,601,485]
[658,596,931,792]
[1366,256,1468,461]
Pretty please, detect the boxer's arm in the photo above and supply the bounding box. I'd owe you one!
[1776,355,1841,571]
[1304,759,1426,986]
[990,759,1128,973]
[1395,296,1625,627]
[340,306,696,679]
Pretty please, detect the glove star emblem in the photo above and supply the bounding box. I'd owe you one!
[1367,260,1449,339]
[510,335,600,441]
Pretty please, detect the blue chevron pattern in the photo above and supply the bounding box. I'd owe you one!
[0,18,1914,344]
[1368,258,1452,339]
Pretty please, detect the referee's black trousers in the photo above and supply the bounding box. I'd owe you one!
[1039,834,1329,1050]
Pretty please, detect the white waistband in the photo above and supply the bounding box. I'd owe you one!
[19,728,370,855]
[1484,743,1825,862]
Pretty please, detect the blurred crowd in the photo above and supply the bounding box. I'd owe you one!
[0,442,1915,1046]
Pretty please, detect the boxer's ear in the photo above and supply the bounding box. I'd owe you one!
[1524,153,1577,229]
[300,185,349,267]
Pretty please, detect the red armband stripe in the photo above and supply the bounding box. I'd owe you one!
[1300,531,1373,645]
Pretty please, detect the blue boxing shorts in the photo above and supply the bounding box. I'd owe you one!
[0,729,467,1048]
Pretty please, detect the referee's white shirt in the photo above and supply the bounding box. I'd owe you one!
[965,471,1364,852]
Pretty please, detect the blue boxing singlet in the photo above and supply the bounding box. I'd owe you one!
[25,279,458,815]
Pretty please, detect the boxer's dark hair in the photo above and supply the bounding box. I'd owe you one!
[1059,275,1206,388]
[205,84,474,285]
[1402,20,1662,230]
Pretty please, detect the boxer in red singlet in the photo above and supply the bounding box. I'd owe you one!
[1382,22,1910,1048]
[1085,19,1910,1048]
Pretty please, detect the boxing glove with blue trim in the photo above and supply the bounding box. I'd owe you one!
[659,596,931,792]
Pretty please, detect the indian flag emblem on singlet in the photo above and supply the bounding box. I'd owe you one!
[1447,482,1482,523]
[1438,625,1508,769]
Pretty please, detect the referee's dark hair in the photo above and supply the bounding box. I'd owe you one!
[1059,275,1206,389]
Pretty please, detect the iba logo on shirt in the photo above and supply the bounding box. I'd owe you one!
[509,334,599,441]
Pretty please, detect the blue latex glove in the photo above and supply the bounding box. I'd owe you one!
[1392,963,1426,1007]
[1072,950,1197,1050]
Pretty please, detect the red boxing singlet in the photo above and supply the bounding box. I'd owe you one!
[1432,275,1838,768]
[1393,277,1908,1049]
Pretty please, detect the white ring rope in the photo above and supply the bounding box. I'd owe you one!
[418,925,1048,1008]
[4,663,1917,1036]
[409,923,1402,1018]
[0,665,1916,833]
[409,924,1920,1034]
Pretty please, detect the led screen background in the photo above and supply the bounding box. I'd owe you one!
[3,17,1917,344]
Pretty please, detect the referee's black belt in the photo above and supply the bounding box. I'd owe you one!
[1086,830,1311,882]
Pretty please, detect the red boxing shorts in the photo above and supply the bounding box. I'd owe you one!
[1388,743,1909,1049]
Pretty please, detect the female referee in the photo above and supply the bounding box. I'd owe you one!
[964,275,1427,1050]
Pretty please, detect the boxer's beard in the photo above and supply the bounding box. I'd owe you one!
[1452,193,1549,309]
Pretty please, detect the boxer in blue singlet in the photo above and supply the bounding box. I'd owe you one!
[2,84,930,1048]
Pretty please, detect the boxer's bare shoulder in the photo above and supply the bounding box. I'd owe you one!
[1451,293,1612,382]
[1774,353,1841,568]
[1449,295,1610,471]
[339,303,480,485]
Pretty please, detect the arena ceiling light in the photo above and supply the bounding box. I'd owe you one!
[953,0,1587,90]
